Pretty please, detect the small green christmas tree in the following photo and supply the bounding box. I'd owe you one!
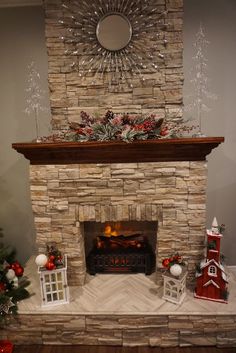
[0,228,30,322]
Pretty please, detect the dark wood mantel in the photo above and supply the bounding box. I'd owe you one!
[12,137,224,165]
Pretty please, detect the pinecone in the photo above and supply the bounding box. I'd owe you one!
[103,110,115,123]
[80,111,94,125]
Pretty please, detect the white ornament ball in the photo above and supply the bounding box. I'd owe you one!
[35,254,48,267]
[170,264,182,277]
[6,269,16,280]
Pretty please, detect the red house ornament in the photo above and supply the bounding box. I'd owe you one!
[194,217,229,303]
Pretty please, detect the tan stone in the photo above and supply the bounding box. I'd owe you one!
[43,0,184,131]
[30,157,208,287]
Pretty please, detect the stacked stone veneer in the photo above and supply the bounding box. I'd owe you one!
[2,313,236,347]
[44,0,184,131]
[30,161,207,286]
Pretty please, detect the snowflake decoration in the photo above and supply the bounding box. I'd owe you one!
[0,298,15,315]
[59,0,168,89]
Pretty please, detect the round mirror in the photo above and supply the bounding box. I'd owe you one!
[96,13,132,51]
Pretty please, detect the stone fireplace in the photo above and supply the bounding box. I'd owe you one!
[33,162,206,286]
[34,162,206,285]
[5,0,236,348]
[13,138,223,288]
[7,0,235,342]
[31,160,206,286]
[26,0,210,287]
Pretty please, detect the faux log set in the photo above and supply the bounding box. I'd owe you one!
[87,234,155,275]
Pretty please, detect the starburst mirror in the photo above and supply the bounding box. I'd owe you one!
[96,13,132,51]
[59,0,168,89]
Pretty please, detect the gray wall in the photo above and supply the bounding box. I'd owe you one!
[184,0,236,264]
[0,1,235,265]
[0,7,50,262]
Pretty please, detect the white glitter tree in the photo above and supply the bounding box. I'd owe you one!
[24,61,47,141]
[185,24,217,136]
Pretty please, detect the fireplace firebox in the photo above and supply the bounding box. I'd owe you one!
[87,234,156,275]
[84,221,157,275]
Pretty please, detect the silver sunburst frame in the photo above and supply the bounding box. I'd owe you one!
[59,0,168,89]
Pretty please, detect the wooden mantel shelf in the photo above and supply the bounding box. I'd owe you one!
[12,137,224,165]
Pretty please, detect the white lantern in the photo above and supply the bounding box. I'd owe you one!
[170,263,182,277]
[37,255,69,307]
[35,254,48,267]
[162,268,187,304]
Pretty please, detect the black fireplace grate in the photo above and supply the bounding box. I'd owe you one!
[86,247,156,275]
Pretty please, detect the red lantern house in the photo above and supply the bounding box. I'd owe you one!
[194,218,229,303]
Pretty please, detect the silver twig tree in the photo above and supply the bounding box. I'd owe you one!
[185,23,217,136]
[24,61,47,141]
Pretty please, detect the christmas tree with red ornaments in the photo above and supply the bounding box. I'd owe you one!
[0,227,30,322]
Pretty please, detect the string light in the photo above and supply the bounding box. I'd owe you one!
[184,24,217,136]
[24,61,48,141]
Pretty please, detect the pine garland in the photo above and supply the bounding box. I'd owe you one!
[67,110,167,143]
[38,110,198,143]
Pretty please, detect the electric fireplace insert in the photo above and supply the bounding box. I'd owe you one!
[86,223,156,275]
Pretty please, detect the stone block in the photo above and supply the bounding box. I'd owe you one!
[179,335,217,347]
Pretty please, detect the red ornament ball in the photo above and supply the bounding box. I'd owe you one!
[0,340,14,353]
[45,261,56,271]
[14,266,24,277]
[162,258,170,268]
[0,282,6,292]
[10,261,21,271]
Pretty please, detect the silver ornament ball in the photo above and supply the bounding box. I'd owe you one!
[6,269,16,280]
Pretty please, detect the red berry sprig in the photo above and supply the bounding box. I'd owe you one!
[44,245,64,270]
[162,253,184,268]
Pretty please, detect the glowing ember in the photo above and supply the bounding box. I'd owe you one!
[104,224,119,237]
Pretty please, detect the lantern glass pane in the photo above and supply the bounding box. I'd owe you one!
[51,273,56,282]
[58,282,63,290]
[46,284,51,292]
[53,293,58,301]
[52,283,57,291]
[58,292,64,300]
[57,272,62,281]
[45,274,50,283]
[47,294,52,302]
